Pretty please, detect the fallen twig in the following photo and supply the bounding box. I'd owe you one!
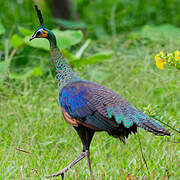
[137,135,150,176]
[15,147,30,154]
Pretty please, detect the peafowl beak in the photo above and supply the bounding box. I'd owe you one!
[29,34,36,41]
[29,29,42,41]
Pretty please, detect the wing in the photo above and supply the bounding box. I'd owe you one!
[60,81,118,132]
[59,81,170,137]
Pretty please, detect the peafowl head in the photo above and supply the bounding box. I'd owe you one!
[30,27,49,41]
[30,5,55,45]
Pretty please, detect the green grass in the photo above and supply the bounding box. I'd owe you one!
[0,32,180,180]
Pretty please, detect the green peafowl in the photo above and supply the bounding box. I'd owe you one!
[30,5,170,179]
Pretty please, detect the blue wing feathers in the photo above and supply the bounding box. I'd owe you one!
[60,86,89,118]
[60,81,170,136]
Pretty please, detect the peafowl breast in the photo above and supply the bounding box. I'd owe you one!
[30,5,170,179]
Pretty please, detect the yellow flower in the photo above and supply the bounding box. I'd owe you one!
[175,50,180,62]
[154,54,166,70]
[154,50,180,70]
[167,52,173,62]
[159,51,164,57]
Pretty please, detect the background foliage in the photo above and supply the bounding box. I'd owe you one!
[0,0,179,179]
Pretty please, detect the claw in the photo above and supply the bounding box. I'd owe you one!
[46,171,65,178]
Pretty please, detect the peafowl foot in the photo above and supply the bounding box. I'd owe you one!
[45,151,87,179]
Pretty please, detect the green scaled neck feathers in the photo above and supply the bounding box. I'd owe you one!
[48,30,79,90]
[30,5,79,90]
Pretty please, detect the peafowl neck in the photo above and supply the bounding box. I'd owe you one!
[48,32,79,90]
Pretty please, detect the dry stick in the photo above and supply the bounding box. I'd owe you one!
[9,48,17,63]
[15,147,30,154]
[137,135,150,177]
[165,140,180,144]
[6,48,17,79]
[4,40,8,61]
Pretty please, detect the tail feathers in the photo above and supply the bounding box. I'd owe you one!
[125,105,171,136]
[139,118,170,136]
[108,105,170,136]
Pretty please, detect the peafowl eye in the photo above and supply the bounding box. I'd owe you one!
[36,30,41,36]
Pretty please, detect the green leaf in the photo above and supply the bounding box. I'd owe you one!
[54,29,83,49]
[24,37,49,51]
[83,52,112,64]
[30,67,43,77]
[10,34,24,48]
[73,51,112,67]
[0,21,5,35]
[0,61,9,83]
[24,29,83,51]
[18,26,33,36]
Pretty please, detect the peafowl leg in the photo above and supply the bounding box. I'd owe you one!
[86,150,93,177]
[75,126,95,179]
[46,150,87,179]
[46,126,95,179]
